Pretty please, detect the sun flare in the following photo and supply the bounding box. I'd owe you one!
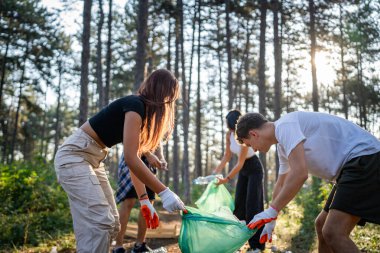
[298,51,338,94]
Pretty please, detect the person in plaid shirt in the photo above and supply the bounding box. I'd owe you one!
[113,146,167,253]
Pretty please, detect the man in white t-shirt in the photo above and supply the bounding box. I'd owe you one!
[235,111,380,253]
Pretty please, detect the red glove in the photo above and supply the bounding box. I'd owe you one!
[139,197,159,229]
[259,220,276,243]
[247,206,278,230]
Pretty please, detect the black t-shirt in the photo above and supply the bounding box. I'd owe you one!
[89,95,145,147]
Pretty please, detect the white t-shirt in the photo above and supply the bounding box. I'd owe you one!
[230,132,255,158]
[275,111,380,181]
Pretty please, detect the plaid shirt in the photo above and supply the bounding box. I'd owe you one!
[115,153,156,204]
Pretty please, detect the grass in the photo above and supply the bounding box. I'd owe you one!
[4,180,380,253]
[269,180,380,253]
[0,233,76,253]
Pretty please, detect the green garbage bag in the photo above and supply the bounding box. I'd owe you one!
[195,179,234,213]
[179,206,256,253]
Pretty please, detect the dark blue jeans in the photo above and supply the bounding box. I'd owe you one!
[233,155,265,250]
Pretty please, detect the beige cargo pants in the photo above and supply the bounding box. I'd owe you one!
[54,129,120,253]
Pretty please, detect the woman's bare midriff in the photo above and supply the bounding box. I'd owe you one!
[80,121,107,148]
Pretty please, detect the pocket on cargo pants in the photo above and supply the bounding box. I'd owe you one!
[93,164,120,238]
[59,165,115,252]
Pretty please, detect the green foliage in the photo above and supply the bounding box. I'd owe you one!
[276,180,380,252]
[0,157,72,248]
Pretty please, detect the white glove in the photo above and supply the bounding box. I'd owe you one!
[247,206,278,230]
[259,220,276,243]
[139,198,159,229]
[158,187,185,212]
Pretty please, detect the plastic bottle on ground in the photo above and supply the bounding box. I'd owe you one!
[150,246,168,253]
[193,174,223,185]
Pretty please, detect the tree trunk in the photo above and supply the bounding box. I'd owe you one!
[10,82,23,163]
[178,0,190,203]
[22,122,33,161]
[0,113,9,163]
[244,18,252,113]
[225,0,234,109]
[339,3,348,119]
[172,5,180,193]
[165,16,172,187]
[216,8,225,157]
[195,0,202,177]
[104,0,112,106]
[134,0,148,91]
[258,0,268,204]
[78,0,92,126]
[0,35,10,162]
[39,88,48,158]
[273,0,282,180]
[309,0,318,112]
[96,0,104,109]
[54,59,63,157]
[356,48,367,129]
[167,17,172,71]
[0,33,10,111]
[10,38,29,163]
[273,0,282,121]
[164,142,170,186]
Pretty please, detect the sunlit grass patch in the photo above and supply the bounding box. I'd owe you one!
[352,223,380,253]
[0,233,76,253]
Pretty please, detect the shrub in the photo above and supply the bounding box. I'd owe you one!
[0,157,72,247]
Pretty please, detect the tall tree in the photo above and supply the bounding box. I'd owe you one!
[216,7,225,157]
[258,0,268,203]
[104,0,112,106]
[0,31,10,111]
[10,38,30,163]
[338,3,348,119]
[225,0,234,109]
[195,0,202,177]
[308,0,318,112]
[164,5,173,187]
[96,0,104,109]
[134,0,148,91]
[272,0,282,179]
[273,0,282,121]
[178,0,190,203]
[78,0,92,126]
[54,57,63,157]
[172,2,180,193]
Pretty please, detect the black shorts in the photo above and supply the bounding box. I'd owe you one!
[125,156,156,200]
[323,151,380,226]
[124,185,156,200]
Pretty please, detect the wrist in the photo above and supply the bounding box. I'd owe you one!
[139,198,149,205]
[226,175,231,181]
[139,193,148,200]
[158,187,169,197]
[269,204,279,213]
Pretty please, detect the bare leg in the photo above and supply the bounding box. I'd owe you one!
[136,200,154,244]
[115,198,136,247]
[322,209,361,253]
[315,210,333,253]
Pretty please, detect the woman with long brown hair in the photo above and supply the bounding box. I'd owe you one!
[54,69,185,253]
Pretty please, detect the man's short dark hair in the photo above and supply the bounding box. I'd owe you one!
[236,113,268,143]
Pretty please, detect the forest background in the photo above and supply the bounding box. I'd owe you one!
[0,0,379,252]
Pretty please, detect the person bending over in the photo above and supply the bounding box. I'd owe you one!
[236,111,380,253]
[54,69,185,253]
[113,148,167,253]
[214,110,265,253]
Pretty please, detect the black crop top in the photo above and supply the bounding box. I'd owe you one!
[89,95,145,147]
